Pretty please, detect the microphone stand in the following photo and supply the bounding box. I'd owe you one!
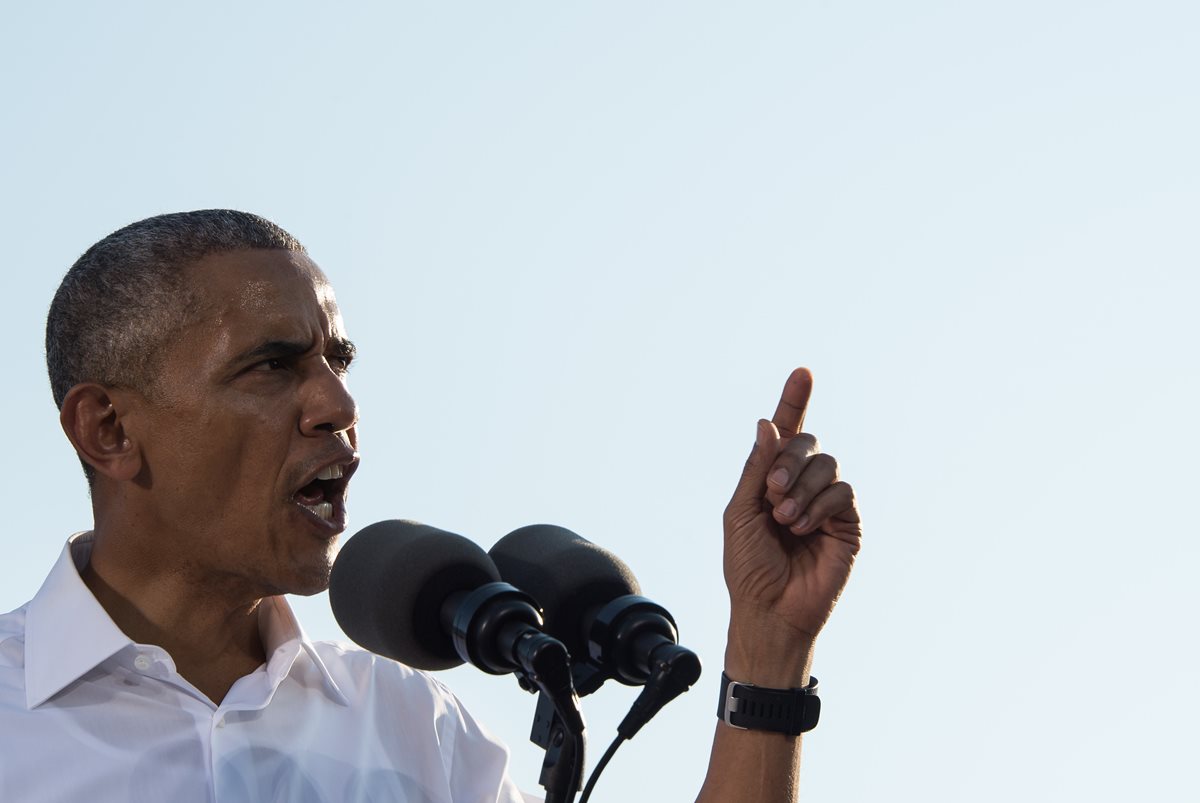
[510,630,587,803]
[448,582,588,803]
[529,692,585,803]
[522,661,609,803]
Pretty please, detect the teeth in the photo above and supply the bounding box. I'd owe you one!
[303,501,334,521]
[316,464,344,481]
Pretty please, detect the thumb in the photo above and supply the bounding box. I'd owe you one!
[726,419,781,524]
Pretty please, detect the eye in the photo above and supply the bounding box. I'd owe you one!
[250,358,288,372]
[329,355,353,374]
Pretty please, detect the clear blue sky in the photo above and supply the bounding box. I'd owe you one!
[3,2,1198,799]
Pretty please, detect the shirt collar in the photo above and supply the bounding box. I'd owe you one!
[257,594,349,707]
[24,533,131,709]
[24,532,348,709]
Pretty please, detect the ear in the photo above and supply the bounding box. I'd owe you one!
[59,383,143,483]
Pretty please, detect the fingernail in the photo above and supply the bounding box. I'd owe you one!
[794,515,810,531]
[756,419,769,447]
[769,468,789,488]
[777,499,798,519]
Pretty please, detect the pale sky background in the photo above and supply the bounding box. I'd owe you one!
[3,2,1198,800]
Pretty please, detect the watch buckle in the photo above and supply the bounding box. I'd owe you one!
[723,679,752,729]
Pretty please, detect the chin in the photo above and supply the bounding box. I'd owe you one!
[256,551,336,598]
[281,559,335,597]
[288,576,333,597]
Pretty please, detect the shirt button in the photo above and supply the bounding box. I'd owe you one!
[133,655,151,671]
[215,716,226,729]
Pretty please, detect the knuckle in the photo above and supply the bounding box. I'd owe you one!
[784,481,810,503]
[810,452,838,474]
[830,481,855,502]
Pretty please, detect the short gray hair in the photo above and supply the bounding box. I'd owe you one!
[46,210,306,481]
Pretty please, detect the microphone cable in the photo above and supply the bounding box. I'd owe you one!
[578,644,703,802]
[578,733,623,803]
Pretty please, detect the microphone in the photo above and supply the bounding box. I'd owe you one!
[330,520,587,803]
[328,520,583,734]
[489,524,701,737]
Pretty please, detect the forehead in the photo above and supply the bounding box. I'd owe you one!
[185,249,344,334]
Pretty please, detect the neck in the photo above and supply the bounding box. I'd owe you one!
[81,529,269,705]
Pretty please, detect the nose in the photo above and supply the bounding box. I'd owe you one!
[300,363,359,439]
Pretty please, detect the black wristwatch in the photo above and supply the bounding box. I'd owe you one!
[717,671,821,735]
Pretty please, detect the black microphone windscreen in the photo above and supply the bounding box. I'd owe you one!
[329,520,500,670]
[488,524,641,662]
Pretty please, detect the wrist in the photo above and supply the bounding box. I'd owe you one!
[718,670,821,736]
[724,608,816,688]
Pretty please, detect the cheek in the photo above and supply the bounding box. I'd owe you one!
[160,418,279,502]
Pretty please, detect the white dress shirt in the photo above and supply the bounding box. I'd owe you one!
[0,533,537,803]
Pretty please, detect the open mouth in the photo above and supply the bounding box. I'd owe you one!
[292,461,356,527]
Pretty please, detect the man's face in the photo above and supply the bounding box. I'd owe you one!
[129,249,360,597]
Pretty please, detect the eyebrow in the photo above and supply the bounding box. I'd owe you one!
[233,336,358,366]
[329,337,357,361]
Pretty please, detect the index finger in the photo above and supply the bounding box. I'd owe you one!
[771,367,813,437]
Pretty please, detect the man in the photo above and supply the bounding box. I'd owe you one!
[0,210,861,802]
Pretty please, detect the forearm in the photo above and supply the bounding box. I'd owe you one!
[696,721,803,803]
[695,612,816,803]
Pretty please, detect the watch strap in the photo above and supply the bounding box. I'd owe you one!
[717,671,820,735]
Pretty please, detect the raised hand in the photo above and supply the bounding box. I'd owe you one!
[722,368,861,678]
